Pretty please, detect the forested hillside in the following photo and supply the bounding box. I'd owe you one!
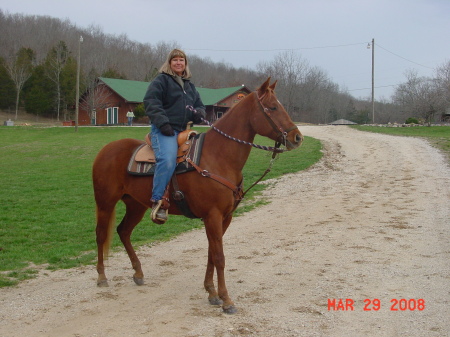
[1,10,448,124]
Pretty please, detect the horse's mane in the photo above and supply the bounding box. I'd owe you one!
[211,90,257,129]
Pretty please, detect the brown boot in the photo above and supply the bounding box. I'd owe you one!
[151,200,168,225]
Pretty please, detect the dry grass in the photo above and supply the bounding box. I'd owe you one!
[0,110,61,126]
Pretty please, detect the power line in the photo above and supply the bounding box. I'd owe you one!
[186,42,367,53]
[348,84,398,92]
[376,43,435,70]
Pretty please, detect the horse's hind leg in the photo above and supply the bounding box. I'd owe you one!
[96,205,116,287]
[117,196,148,285]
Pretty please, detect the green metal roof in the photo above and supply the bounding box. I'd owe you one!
[196,86,247,105]
[99,77,149,103]
[98,77,248,105]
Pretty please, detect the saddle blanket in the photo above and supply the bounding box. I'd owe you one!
[127,133,205,176]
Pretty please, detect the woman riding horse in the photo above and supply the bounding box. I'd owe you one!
[143,49,205,224]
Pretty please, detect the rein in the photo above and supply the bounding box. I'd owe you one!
[186,104,286,154]
[185,90,295,198]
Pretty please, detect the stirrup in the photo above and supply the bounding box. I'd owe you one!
[151,200,168,225]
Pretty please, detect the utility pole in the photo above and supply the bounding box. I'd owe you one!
[371,38,375,124]
[75,35,83,132]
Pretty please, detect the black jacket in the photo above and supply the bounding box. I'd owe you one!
[143,73,206,131]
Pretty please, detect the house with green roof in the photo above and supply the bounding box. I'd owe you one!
[78,77,251,125]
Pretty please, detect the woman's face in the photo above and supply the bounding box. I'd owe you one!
[170,56,186,76]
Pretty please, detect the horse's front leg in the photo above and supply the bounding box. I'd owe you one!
[204,213,236,313]
[204,248,222,306]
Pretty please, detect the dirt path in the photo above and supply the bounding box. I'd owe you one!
[1,126,449,337]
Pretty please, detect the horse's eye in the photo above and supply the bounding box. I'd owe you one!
[270,107,277,111]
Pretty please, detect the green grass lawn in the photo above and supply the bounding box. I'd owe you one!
[0,125,321,286]
[351,125,450,162]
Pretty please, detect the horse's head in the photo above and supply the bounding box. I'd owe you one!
[252,78,303,150]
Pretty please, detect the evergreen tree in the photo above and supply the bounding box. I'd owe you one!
[328,106,338,122]
[60,56,77,121]
[354,109,370,124]
[23,65,54,117]
[0,58,15,110]
[345,99,357,123]
[102,67,126,79]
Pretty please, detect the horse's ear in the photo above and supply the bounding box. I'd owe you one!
[257,77,271,97]
[269,80,277,91]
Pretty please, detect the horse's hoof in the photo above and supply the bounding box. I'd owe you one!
[208,296,223,306]
[222,305,238,314]
[133,276,144,286]
[97,279,109,287]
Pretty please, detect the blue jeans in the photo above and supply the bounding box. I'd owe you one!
[150,125,179,201]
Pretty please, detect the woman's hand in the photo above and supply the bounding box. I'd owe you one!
[192,109,204,124]
[160,123,175,136]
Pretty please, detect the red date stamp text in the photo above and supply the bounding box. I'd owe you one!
[327,298,425,311]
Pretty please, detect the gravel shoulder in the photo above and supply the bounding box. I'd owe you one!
[1,125,449,337]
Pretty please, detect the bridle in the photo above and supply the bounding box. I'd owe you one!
[255,90,299,151]
[186,90,297,154]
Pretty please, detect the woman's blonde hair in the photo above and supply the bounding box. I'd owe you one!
[159,48,192,78]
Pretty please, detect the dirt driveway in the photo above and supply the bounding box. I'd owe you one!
[1,125,449,337]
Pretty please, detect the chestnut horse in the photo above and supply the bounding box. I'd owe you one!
[93,78,303,313]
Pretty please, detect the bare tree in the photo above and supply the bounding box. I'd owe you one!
[257,51,311,120]
[45,41,70,120]
[79,80,113,123]
[393,70,442,125]
[5,47,35,119]
[435,60,450,120]
[257,51,348,123]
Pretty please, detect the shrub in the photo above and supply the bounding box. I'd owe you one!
[134,103,145,118]
[405,117,419,124]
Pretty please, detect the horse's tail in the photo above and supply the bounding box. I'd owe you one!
[96,205,116,260]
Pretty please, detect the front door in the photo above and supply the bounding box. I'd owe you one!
[107,107,118,125]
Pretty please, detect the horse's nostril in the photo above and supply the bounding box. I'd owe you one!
[295,134,302,144]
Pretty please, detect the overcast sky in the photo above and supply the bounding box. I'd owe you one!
[1,0,449,100]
